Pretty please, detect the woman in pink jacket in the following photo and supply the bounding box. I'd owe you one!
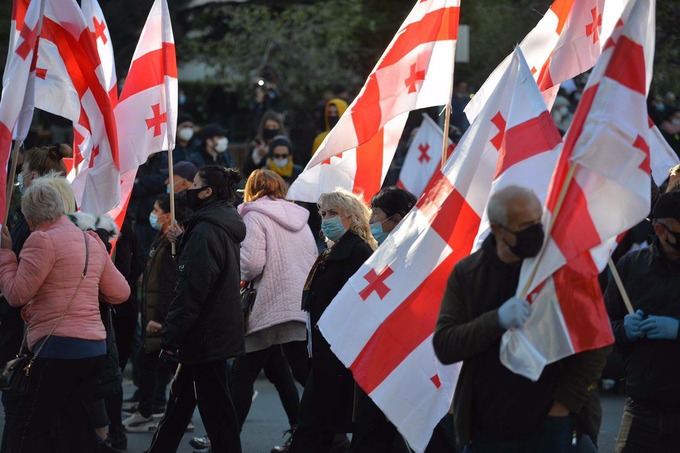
[0,181,130,453]
[231,169,318,448]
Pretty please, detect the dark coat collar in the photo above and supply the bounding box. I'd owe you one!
[326,230,366,262]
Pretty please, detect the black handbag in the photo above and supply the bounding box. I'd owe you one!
[0,231,90,395]
[240,281,257,325]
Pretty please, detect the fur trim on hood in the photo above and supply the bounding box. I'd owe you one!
[67,212,119,239]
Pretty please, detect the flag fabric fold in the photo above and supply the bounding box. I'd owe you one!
[318,47,561,451]
[502,0,655,381]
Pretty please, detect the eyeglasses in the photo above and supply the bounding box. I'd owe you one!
[273,154,289,159]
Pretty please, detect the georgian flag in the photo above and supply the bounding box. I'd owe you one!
[288,0,460,203]
[318,48,562,451]
[503,0,655,380]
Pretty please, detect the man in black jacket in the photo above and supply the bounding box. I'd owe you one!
[146,166,246,453]
[605,190,680,453]
[434,185,609,452]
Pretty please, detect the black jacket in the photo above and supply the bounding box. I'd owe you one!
[142,235,176,352]
[302,231,373,433]
[434,235,610,445]
[605,238,680,408]
[162,200,247,364]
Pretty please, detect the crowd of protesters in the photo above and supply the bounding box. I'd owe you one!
[0,76,679,453]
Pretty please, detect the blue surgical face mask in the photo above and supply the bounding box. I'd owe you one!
[370,221,388,245]
[321,216,347,242]
[149,212,162,231]
[166,184,172,193]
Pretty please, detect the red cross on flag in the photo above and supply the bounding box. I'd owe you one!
[33,0,120,214]
[288,0,460,203]
[317,48,561,452]
[115,0,177,174]
[502,0,654,381]
[0,0,43,222]
[396,114,453,198]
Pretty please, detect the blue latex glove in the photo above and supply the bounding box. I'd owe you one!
[639,316,680,340]
[623,310,644,341]
[498,297,530,330]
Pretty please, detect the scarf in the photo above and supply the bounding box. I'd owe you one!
[267,156,295,178]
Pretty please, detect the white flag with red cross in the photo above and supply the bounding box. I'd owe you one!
[502,0,655,380]
[396,114,454,199]
[288,0,460,203]
[318,48,562,452]
[34,0,120,214]
[0,0,43,219]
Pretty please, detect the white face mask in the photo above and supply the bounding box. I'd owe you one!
[178,127,194,142]
[214,137,229,153]
[273,157,289,168]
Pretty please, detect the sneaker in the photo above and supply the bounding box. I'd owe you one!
[271,426,295,452]
[186,420,195,433]
[189,435,211,449]
[124,404,166,417]
[121,390,140,411]
[123,411,156,432]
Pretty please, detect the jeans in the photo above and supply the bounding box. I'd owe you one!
[146,360,241,453]
[136,348,174,418]
[231,341,308,428]
[9,355,104,453]
[465,415,576,453]
[615,398,680,453]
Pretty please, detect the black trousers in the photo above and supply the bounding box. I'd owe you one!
[146,360,242,453]
[615,398,680,453]
[231,341,308,428]
[137,348,174,418]
[9,355,104,453]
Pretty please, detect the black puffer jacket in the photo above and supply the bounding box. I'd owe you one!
[605,237,680,408]
[162,200,247,364]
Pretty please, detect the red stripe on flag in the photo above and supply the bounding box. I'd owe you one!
[551,180,601,263]
[353,127,385,201]
[603,36,646,95]
[11,0,30,29]
[495,111,562,178]
[536,58,555,92]
[550,0,575,35]
[351,74,382,145]
[552,252,614,352]
[0,122,13,219]
[118,43,178,103]
[377,7,459,70]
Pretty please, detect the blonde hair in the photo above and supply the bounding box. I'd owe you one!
[243,169,288,202]
[21,179,67,226]
[31,172,76,214]
[318,188,378,250]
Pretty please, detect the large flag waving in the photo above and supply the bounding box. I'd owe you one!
[288,0,459,202]
[318,48,561,451]
[0,0,43,219]
[502,0,655,380]
[396,114,453,198]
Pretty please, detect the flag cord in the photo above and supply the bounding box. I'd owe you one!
[607,256,635,314]
[4,140,22,227]
[519,163,576,298]
[168,147,177,257]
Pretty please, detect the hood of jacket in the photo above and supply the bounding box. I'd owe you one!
[324,98,348,130]
[238,198,310,232]
[187,200,246,243]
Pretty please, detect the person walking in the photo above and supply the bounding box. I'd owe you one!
[146,165,245,453]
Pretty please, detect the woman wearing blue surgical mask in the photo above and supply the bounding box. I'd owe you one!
[290,189,376,452]
[368,186,417,246]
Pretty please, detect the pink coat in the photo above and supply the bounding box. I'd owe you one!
[238,198,318,335]
[0,216,130,349]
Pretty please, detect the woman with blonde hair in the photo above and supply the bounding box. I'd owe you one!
[289,188,375,452]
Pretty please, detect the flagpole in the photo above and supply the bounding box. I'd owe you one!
[607,256,635,314]
[167,146,177,256]
[441,103,451,170]
[4,141,22,227]
[519,163,577,298]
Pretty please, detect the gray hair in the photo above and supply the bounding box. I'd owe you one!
[487,185,538,225]
[31,172,76,215]
[21,179,67,226]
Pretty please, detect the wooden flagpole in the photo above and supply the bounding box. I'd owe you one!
[4,141,22,228]
[441,103,451,170]
[519,163,577,298]
[167,146,177,256]
[607,256,635,314]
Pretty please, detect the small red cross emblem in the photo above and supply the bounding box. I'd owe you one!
[16,23,38,61]
[430,374,441,389]
[633,134,650,173]
[405,63,426,94]
[145,104,167,137]
[322,151,344,165]
[359,266,394,301]
[92,17,108,45]
[36,67,47,79]
[585,7,603,44]
[418,143,431,164]
[490,111,506,151]
[88,145,100,169]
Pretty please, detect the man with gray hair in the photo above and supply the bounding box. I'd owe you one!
[433,185,609,452]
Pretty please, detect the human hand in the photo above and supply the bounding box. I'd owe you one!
[146,320,163,334]
[165,221,182,243]
[623,309,645,340]
[1,226,11,250]
[498,297,531,330]
[547,401,570,417]
[639,315,679,340]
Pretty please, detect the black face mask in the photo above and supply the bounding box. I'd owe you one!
[328,116,339,128]
[186,187,210,211]
[661,224,680,252]
[503,223,545,259]
[263,128,280,140]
